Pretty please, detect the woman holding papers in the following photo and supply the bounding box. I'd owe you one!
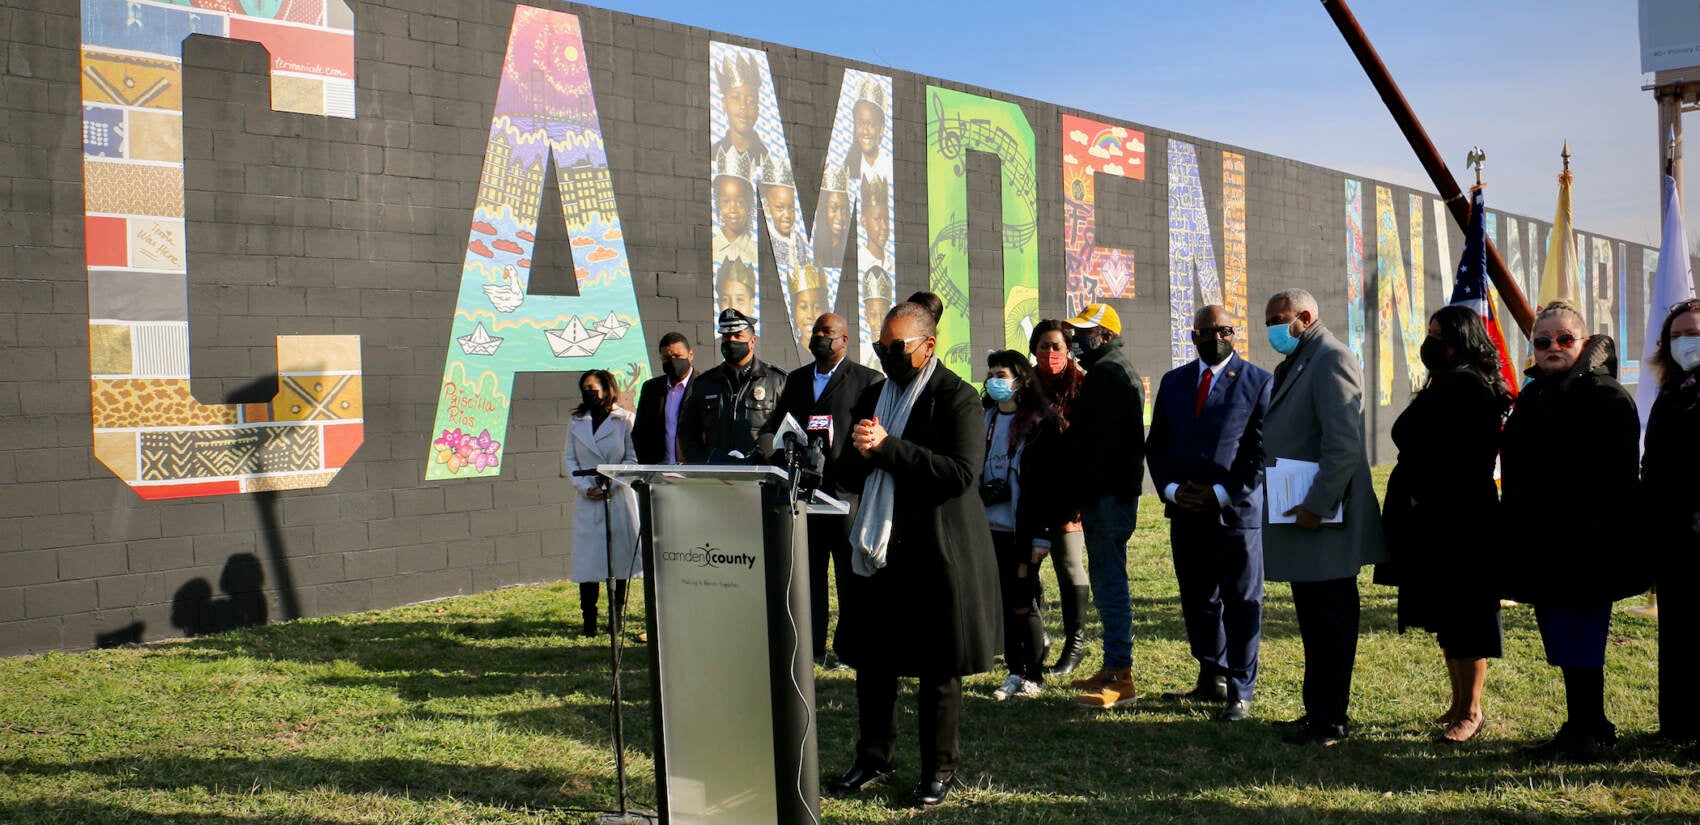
[1501,301,1646,762]
[1380,307,1511,743]
[1642,298,1700,743]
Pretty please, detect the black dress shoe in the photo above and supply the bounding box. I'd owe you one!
[1218,699,1252,722]
[825,763,893,794]
[1282,720,1348,746]
[909,775,954,806]
[1162,674,1228,702]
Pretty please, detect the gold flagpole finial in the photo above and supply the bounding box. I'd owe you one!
[1466,146,1486,188]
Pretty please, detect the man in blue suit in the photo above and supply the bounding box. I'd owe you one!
[1145,305,1272,722]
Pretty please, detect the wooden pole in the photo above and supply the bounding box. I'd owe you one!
[1321,0,1536,338]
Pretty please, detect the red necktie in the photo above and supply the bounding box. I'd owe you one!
[1195,367,1213,418]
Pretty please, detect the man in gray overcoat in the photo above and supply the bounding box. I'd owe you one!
[1261,289,1388,746]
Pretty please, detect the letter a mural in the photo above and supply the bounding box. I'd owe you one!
[80,0,363,499]
[426,5,648,480]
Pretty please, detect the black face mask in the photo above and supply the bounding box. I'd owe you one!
[1419,336,1450,372]
[1193,334,1233,366]
[582,390,603,407]
[662,357,691,381]
[721,339,751,365]
[876,343,921,384]
[808,335,838,363]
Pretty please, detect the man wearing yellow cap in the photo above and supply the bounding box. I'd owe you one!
[1060,303,1147,708]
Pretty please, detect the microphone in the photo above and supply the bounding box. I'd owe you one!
[570,468,605,478]
[805,415,834,448]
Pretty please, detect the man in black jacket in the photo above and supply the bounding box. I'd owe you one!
[761,313,882,665]
[633,331,695,465]
[1061,302,1146,709]
[680,308,786,463]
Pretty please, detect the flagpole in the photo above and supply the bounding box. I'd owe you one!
[1320,0,1536,338]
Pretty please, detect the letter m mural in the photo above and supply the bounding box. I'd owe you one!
[80,0,363,498]
[425,5,649,480]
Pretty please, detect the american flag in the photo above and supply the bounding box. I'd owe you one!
[1449,187,1519,396]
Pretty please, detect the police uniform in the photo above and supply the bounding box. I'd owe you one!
[680,309,787,463]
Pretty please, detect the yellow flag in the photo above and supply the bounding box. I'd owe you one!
[1538,143,1582,322]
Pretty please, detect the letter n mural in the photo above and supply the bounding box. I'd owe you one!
[80,0,363,499]
[425,5,648,480]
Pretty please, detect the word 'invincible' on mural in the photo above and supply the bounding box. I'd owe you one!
[76,0,1661,497]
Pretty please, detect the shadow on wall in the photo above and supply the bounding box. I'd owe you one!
[171,553,268,637]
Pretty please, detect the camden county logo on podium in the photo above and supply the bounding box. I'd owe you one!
[661,542,759,570]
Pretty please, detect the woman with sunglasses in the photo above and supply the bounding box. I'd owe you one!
[1642,298,1700,743]
[1028,319,1091,675]
[1501,300,1647,761]
[1380,306,1512,743]
[980,350,1067,701]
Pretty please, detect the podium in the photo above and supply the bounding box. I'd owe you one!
[599,464,845,825]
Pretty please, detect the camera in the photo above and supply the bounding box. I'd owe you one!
[978,478,1012,505]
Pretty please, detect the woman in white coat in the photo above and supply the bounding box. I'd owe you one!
[563,369,641,637]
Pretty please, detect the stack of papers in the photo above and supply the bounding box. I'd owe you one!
[1266,458,1344,524]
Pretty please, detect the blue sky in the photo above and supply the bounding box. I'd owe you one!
[594,0,1669,245]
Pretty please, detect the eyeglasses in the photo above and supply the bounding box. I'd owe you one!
[1532,333,1581,351]
[873,335,928,358]
[1195,325,1235,340]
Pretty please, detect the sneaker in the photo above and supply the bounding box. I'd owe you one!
[992,673,1024,702]
[1073,669,1137,708]
[1011,678,1044,700]
[1069,668,1117,691]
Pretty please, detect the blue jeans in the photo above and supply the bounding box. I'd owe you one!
[1083,493,1137,669]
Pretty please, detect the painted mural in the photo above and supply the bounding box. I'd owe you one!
[707,43,894,362]
[1165,140,1249,368]
[926,86,1039,380]
[425,4,648,481]
[80,0,363,499]
[1344,179,1367,367]
[1374,186,1428,406]
[1060,114,1144,316]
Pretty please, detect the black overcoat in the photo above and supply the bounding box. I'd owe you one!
[1380,368,1505,630]
[1501,336,1648,606]
[833,365,1002,676]
[1643,366,1700,740]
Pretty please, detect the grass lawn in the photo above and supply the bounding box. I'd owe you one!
[3,467,1694,824]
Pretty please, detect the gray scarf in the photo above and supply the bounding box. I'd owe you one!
[849,356,939,575]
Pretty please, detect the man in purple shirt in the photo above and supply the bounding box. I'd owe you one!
[634,332,695,465]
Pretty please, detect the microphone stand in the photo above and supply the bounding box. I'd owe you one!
[572,466,654,825]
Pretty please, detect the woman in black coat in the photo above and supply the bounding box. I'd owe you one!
[1382,306,1510,743]
[826,303,1000,806]
[1642,297,1700,743]
[1501,300,1647,762]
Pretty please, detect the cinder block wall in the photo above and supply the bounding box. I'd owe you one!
[0,0,1655,655]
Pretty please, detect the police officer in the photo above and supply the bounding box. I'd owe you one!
[680,308,787,463]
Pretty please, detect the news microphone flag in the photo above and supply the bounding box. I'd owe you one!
[1449,186,1519,397]
[1636,174,1697,431]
